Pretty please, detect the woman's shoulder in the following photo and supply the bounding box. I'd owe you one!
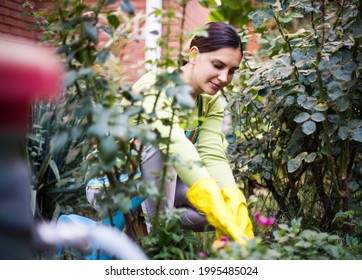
[132,71,158,93]
[133,68,177,93]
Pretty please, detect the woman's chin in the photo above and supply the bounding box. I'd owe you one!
[204,88,220,95]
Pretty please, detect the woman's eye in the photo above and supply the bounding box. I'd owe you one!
[213,64,223,69]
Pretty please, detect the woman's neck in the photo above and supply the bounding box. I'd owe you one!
[180,63,201,99]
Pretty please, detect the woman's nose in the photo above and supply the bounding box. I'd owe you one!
[218,70,229,83]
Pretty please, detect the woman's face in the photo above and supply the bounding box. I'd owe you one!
[191,47,242,96]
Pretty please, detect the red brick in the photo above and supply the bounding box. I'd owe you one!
[4,16,27,28]
[0,6,11,16]
[0,23,11,32]
[3,0,22,10]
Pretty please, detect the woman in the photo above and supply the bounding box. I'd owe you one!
[133,21,254,243]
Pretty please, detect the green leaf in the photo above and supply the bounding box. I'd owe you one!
[324,245,340,259]
[288,158,302,173]
[249,8,274,28]
[107,14,120,29]
[328,114,343,124]
[98,137,118,164]
[246,74,260,86]
[336,97,349,112]
[318,60,329,71]
[292,48,305,64]
[171,233,183,243]
[226,133,236,143]
[65,147,80,164]
[49,160,61,182]
[97,50,110,65]
[327,235,341,243]
[327,81,343,101]
[281,0,291,12]
[332,69,351,81]
[294,112,310,123]
[351,19,362,38]
[304,153,317,163]
[338,126,348,140]
[166,218,179,231]
[344,62,356,73]
[243,93,255,106]
[311,112,325,122]
[27,133,45,145]
[64,70,78,87]
[264,0,277,5]
[302,120,316,135]
[50,132,68,153]
[348,180,360,192]
[56,45,71,54]
[57,19,80,30]
[295,152,307,161]
[295,240,312,248]
[278,236,290,243]
[352,128,362,142]
[83,23,98,44]
[278,224,290,231]
[105,0,117,5]
[279,12,304,23]
[173,85,194,109]
[280,66,294,78]
[314,103,328,111]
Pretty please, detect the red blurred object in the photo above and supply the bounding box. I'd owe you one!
[0,36,63,131]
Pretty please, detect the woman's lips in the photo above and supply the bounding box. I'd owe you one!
[210,81,221,91]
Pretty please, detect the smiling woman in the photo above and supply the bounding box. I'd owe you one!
[87,22,254,243]
[182,47,242,96]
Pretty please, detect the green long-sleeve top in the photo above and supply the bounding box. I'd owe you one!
[127,70,236,189]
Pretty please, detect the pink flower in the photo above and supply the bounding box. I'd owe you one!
[197,251,210,259]
[212,236,229,249]
[255,212,276,227]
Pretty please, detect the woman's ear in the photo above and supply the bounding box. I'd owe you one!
[189,46,199,65]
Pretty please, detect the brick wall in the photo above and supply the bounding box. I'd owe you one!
[0,0,210,83]
[0,1,260,84]
[162,0,209,58]
[0,0,43,41]
[120,0,210,83]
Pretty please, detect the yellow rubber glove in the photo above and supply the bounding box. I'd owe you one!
[219,187,254,239]
[186,177,244,243]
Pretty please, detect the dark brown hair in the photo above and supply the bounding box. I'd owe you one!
[190,22,243,55]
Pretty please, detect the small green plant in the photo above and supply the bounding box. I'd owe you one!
[140,208,201,260]
[208,218,362,260]
[271,218,362,259]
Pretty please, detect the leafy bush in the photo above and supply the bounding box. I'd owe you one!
[226,0,362,234]
[208,218,362,260]
[26,0,153,228]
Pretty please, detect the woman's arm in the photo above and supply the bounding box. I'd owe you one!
[196,94,237,188]
[134,72,210,187]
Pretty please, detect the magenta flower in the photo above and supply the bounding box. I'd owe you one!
[255,212,276,227]
[212,236,229,249]
[197,251,210,259]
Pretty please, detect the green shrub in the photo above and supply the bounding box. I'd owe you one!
[208,218,362,260]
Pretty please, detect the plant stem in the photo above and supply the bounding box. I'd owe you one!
[177,0,187,67]
[273,13,299,80]
[311,9,346,198]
